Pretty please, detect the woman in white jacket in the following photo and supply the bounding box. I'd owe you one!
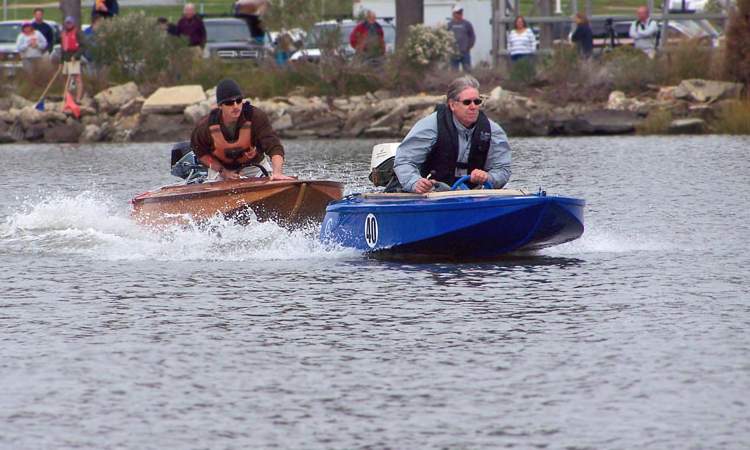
[507,16,536,62]
[16,22,48,73]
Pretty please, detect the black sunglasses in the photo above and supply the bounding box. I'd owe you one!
[221,97,243,106]
[459,98,482,106]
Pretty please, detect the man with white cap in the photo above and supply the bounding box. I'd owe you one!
[447,4,475,72]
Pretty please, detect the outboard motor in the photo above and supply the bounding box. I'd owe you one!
[368,142,399,187]
[170,141,207,183]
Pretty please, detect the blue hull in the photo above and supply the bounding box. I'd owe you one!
[320,192,584,258]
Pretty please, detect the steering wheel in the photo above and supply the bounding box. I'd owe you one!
[450,175,493,191]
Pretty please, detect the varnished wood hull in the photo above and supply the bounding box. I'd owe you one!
[131,179,344,227]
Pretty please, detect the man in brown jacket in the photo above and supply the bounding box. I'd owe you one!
[191,79,293,181]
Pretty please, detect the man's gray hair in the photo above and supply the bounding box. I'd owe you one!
[446,75,480,101]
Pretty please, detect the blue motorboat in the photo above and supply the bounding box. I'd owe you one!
[320,176,584,259]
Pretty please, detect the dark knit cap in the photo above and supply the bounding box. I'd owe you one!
[216,79,243,104]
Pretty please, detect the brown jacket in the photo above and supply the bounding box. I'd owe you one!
[191,103,284,171]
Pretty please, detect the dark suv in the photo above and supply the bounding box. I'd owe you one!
[202,17,267,61]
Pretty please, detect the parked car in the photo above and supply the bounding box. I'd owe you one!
[0,20,60,75]
[202,17,267,61]
[290,19,396,62]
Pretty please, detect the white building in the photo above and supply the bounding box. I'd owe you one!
[353,0,494,65]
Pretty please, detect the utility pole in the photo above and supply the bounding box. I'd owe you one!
[395,0,423,49]
[60,0,82,27]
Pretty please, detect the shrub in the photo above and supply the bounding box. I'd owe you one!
[711,100,750,134]
[724,0,750,87]
[89,13,188,86]
[509,56,537,85]
[658,39,720,84]
[403,24,456,68]
[536,44,612,104]
[637,108,672,134]
[603,46,660,92]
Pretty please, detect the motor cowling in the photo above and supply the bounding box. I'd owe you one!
[368,142,399,187]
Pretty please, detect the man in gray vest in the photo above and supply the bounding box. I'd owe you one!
[393,75,511,194]
[629,6,659,58]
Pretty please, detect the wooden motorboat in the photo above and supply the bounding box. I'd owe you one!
[131,142,344,227]
[132,178,344,227]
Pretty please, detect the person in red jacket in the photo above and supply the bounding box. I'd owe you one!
[349,10,384,61]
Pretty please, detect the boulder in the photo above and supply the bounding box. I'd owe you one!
[119,97,145,116]
[668,118,705,134]
[80,124,105,143]
[109,113,140,142]
[9,93,33,109]
[606,91,627,109]
[370,103,408,130]
[41,110,68,122]
[44,122,84,143]
[657,86,676,102]
[0,110,14,123]
[94,82,141,114]
[572,109,641,134]
[271,113,293,131]
[142,85,206,114]
[0,121,15,143]
[18,107,46,129]
[130,113,192,142]
[24,125,45,141]
[373,89,395,100]
[673,79,744,103]
[9,123,25,142]
[332,98,351,110]
[184,101,212,124]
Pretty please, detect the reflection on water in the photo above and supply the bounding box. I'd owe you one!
[1,136,750,449]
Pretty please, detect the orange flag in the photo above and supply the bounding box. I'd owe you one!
[63,92,81,119]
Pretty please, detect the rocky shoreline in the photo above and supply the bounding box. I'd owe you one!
[0,79,744,144]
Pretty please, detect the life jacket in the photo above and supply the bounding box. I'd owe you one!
[61,29,79,52]
[422,103,491,186]
[207,104,258,167]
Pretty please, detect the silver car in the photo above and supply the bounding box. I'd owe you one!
[1,20,60,76]
[290,19,396,62]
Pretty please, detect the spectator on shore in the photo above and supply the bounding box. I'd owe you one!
[349,10,385,63]
[274,29,295,66]
[391,75,511,194]
[176,3,207,55]
[83,14,103,68]
[507,16,536,62]
[61,16,86,104]
[157,17,178,35]
[447,4,475,72]
[16,22,47,73]
[629,6,659,58]
[31,8,54,54]
[190,79,294,182]
[571,12,593,58]
[92,0,119,19]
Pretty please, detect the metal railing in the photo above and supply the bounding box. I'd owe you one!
[490,0,733,66]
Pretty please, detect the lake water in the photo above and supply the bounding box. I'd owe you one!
[1,136,749,449]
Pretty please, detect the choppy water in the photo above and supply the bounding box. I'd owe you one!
[1,136,749,449]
